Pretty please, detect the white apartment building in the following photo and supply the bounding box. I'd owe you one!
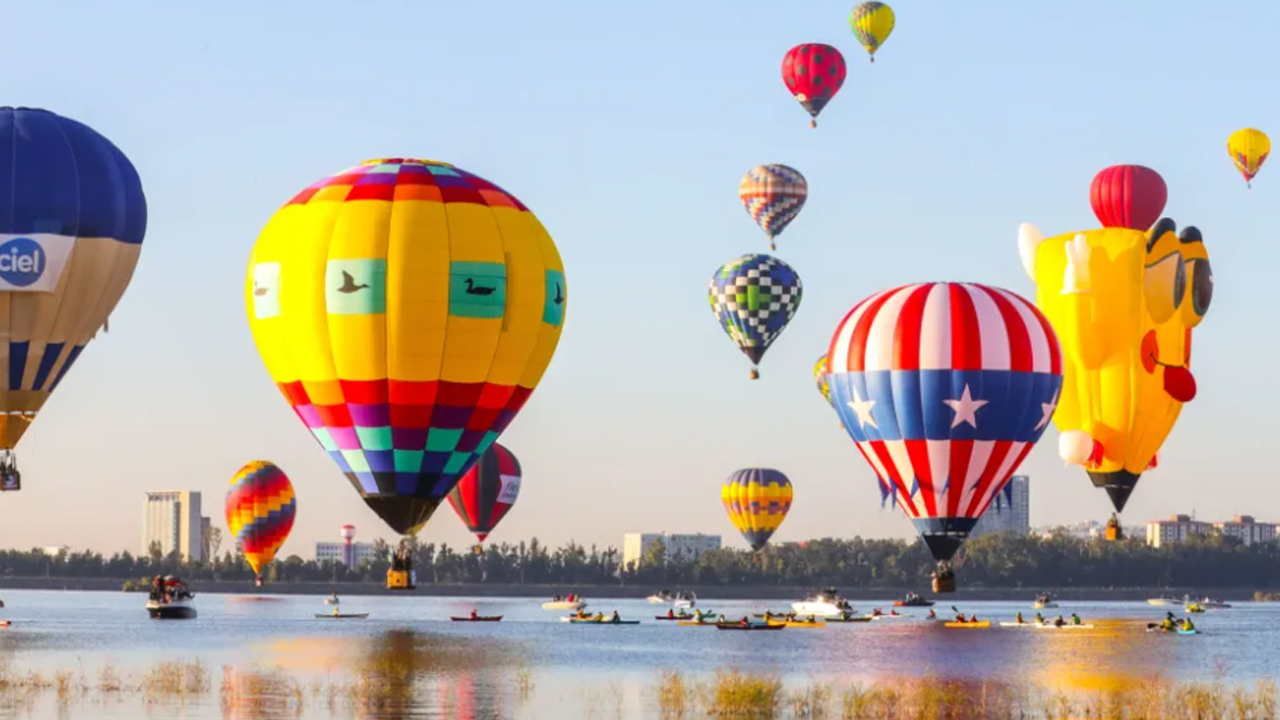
[315,541,380,566]
[142,491,205,562]
[622,533,721,567]
[1145,514,1212,548]
[971,475,1031,537]
[1214,516,1276,546]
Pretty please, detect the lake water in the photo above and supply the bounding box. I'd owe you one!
[0,589,1276,719]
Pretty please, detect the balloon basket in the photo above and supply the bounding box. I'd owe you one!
[750,368,760,380]
[809,119,817,130]
[386,569,416,591]
[931,566,956,594]
[1105,516,1123,541]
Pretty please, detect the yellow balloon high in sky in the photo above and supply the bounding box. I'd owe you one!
[1018,217,1212,514]
[246,158,567,537]
[849,2,896,63]
[1227,128,1270,188]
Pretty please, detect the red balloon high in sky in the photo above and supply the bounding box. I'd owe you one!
[1089,165,1167,230]
[782,44,847,129]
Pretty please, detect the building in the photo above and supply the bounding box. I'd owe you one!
[1145,514,1212,548]
[142,491,205,562]
[622,533,721,567]
[315,541,379,566]
[1213,516,1276,547]
[200,517,212,559]
[341,524,357,567]
[971,475,1031,538]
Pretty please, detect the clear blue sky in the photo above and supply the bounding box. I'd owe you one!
[1,0,1277,556]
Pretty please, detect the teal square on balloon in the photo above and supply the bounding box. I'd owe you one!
[342,450,370,473]
[543,269,565,326]
[326,259,387,315]
[356,426,393,451]
[428,165,461,176]
[394,450,424,473]
[449,261,507,319]
[477,431,499,455]
[444,451,472,475]
[312,428,338,452]
[425,428,463,452]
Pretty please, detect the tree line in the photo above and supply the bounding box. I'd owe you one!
[3,530,1279,588]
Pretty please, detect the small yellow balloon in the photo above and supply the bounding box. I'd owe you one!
[1227,128,1270,188]
[849,2,896,63]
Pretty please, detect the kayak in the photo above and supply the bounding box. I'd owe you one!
[998,621,1036,628]
[567,617,637,625]
[893,598,934,607]
[870,614,908,620]
[676,620,715,626]
[314,613,368,619]
[450,616,503,622]
[1177,628,1200,635]
[717,622,784,631]
[943,621,990,629]
[768,620,826,628]
[827,616,872,623]
[657,612,713,621]
[1034,623,1094,630]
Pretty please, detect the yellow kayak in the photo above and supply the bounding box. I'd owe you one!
[676,620,715,626]
[943,620,991,629]
[768,620,827,628]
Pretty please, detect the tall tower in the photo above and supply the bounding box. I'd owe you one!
[340,524,356,567]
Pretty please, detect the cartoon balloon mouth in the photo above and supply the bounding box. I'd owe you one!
[1140,330,1197,402]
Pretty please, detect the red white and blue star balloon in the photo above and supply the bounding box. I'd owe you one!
[823,282,1063,563]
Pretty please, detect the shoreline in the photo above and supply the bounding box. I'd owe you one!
[0,578,1270,601]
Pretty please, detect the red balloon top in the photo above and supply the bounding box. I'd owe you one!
[1089,165,1167,231]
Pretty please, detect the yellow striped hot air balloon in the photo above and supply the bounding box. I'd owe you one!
[849,2,896,63]
[721,468,793,551]
[1227,128,1270,188]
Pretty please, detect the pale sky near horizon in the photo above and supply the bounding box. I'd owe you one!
[1,1,1277,558]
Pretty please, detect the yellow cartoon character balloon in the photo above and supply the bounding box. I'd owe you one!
[246,159,567,538]
[1017,217,1211,521]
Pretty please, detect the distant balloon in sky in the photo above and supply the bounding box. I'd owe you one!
[722,468,793,551]
[782,44,847,128]
[226,461,296,586]
[813,353,833,407]
[826,282,1062,592]
[447,442,522,543]
[739,164,808,251]
[1227,128,1270,188]
[849,2,896,63]
[1090,165,1166,231]
[709,254,802,379]
[0,107,148,491]
[245,158,567,540]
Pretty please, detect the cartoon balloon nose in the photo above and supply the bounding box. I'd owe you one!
[1163,365,1197,402]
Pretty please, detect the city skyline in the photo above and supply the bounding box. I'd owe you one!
[2,1,1280,554]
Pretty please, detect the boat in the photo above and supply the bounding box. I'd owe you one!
[146,576,197,619]
[646,590,675,604]
[827,615,873,623]
[542,598,587,611]
[943,620,991,628]
[450,615,503,622]
[0,620,11,628]
[1177,627,1200,635]
[570,617,638,625]
[869,611,908,620]
[998,621,1037,628]
[791,588,854,617]
[893,592,934,608]
[1146,596,1182,606]
[673,591,697,610]
[717,622,784,631]
[1034,622,1094,630]
[315,612,369,619]
[676,619,716,626]
[1198,597,1232,609]
[1032,593,1059,609]
[324,595,340,606]
[655,610,713,621]
[1146,622,1197,634]
[1184,602,1206,614]
[768,619,826,628]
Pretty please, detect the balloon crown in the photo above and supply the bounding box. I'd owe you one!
[361,158,452,167]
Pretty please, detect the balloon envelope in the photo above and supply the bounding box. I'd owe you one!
[0,107,147,451]
[1227,128,1270,185]
[1090,165,1166,231]
[245,158,567,536]
[849,2,896,61]
[781,44,847,124]
[739,164,807,249]
[447,442,522,542]
[708,254,802,376]
[226,461,297,578]
[721,468,793,551]
[827,282,1062,561]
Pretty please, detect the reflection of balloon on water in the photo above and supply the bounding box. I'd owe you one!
[849,2,896,63]
[1227,128,1270,188]
[782,44,847,129]
[0,107,148,491]
[447,442,521,543]
[826,282,1062,592]
[739,164,807,251]
[226,461,297,585]
[708,254,802,379]
[1090,165,1166,231]
[1018,215,1211,523]
[245,158,567,539]
[721,468,793,551]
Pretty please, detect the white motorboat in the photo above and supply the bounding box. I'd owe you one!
[146,576,197,619]
[673,592,697,610]
[1198,597,1232,609]
[324,594,341,606]
[1146,595,1182,606]
[542,598,587,611]
[791,588,854,618]
[1032,593,1058,609]
[646,590,674,604]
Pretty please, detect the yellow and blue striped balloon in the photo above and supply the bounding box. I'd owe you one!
[721,468,793,551]
[849,2,896,63]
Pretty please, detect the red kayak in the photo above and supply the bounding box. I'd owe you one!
[450,616,503,622]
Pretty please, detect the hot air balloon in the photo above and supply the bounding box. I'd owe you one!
[1089,165,1167,231]
[782,44,847,128]
[0,107,147,492]
[721,468,793,551]
[226,461,297,586]
[709,254,802,379]
[245,158,568,582]
[447,442,522,543]
[813,353,832,406]
[849,2,896,63]
[739,164,808,251]
[827,282,1063,592]
[1018,217,1210,535]
[1227,128,1270,188]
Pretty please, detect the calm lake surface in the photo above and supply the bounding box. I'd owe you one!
[0,589,1276,719]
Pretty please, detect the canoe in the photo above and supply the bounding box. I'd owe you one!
[655,615,695,621]
[450,616,503,622]
[1034,623,1094,630]
[998,621,1036,628]
[567,617,638,625]
[717,622,784,631]
[943,621,990,629]
[315,613,368,619]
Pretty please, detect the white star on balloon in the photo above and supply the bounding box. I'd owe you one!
[943,384,988,429]
[846,387,878,429]
[1035,389,1059,431]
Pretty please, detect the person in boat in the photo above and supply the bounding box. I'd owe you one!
[610,610,620,623]
[872,607,884,617]
[740,617,749,627]
[667,608,675,619]
[927,609,937,620]
[1053,615,1066,627]
[1016,612,1025,625]
[1070,613,1082,626]
[470,609,478,620]
[1035,612,1045,624]
[1159,616,1175,631]
[1181,617,1195,632]
[329,591,340,604]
